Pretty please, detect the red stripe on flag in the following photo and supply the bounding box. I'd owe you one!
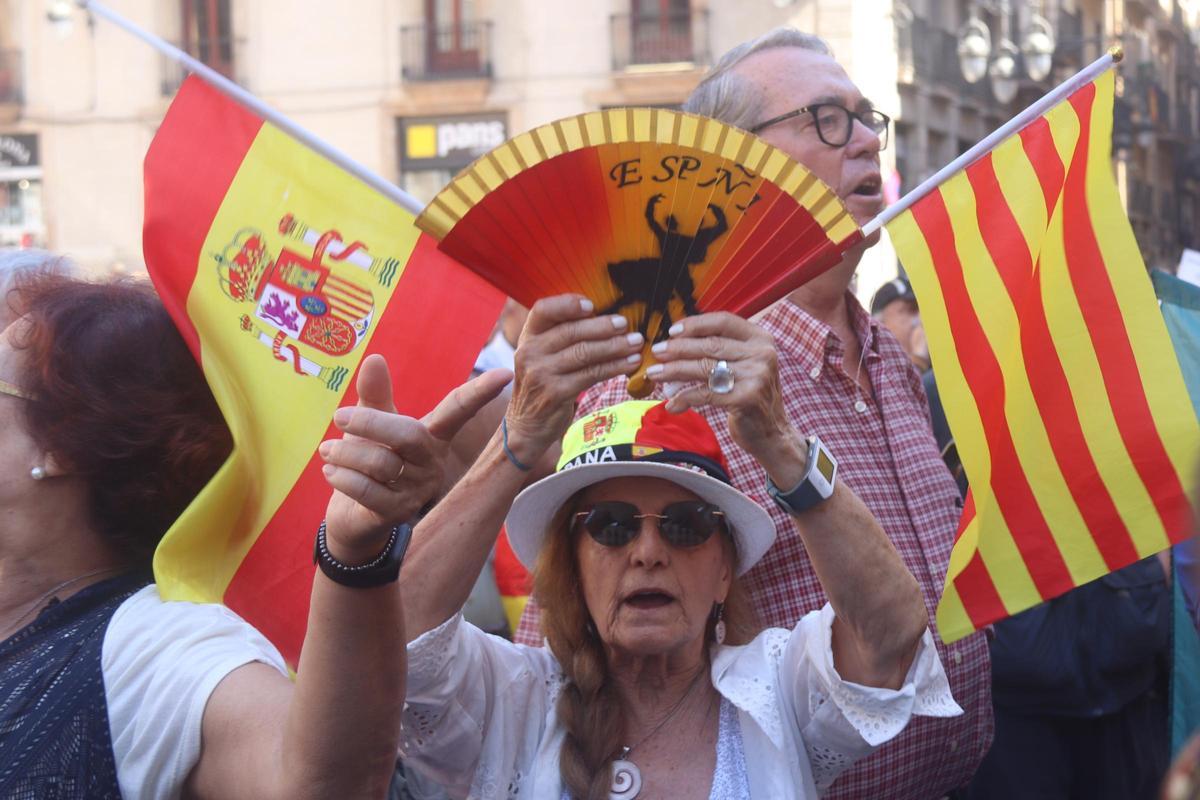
[1062,84,1193,538]
[1018,117,1065,217]
[966,150,1139,570]
[144,77,263,359]
[911,190,1074,601]
[222,234,502,664]
[949,494,1007,630]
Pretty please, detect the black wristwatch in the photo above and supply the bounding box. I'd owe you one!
[313,520,412,588]
[766,435,838,516]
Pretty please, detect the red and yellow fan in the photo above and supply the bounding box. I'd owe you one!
[416,107,863,396]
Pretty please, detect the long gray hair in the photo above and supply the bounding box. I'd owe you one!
[683,27,832,131]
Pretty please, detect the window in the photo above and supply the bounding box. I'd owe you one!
[181,0,234,77]
[424,0,481,76]
[630,0,693,65]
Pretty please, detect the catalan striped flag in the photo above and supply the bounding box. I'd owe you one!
[144,76,503,665]
[887,69,1200,643]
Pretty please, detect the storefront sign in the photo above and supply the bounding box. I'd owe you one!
[399,113,507,171]
[0,134,38,170]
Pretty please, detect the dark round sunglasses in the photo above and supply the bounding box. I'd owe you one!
[573,500,727,549]
[749,103,891,150]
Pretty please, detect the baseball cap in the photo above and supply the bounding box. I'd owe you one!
[870,276,916,314]
[505,400,776,576]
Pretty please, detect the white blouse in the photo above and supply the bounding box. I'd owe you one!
[401,605,962,800]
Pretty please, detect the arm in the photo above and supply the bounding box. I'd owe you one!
[402,295,644,640]
[646,313,928,689]
[184,356,505,800]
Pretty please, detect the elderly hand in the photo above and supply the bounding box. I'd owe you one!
[645,312,808,486]
[319,354,511,563]
[503,294,644,465]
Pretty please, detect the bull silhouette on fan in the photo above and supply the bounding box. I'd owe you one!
[599,193,728,343]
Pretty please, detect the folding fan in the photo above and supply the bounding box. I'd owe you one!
[416,107,863,396]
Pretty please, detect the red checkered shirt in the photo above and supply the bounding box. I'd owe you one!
[515,295,993,798]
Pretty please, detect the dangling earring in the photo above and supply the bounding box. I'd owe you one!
[713,602,726,645]
[30,466,46,481]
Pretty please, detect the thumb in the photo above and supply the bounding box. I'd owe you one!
[424,368,513,442]
[355,354,396,413]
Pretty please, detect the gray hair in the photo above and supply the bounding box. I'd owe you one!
[683,28,832,131]
[0,249,78,328]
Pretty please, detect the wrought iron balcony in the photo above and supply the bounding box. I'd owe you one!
[610,10,709,71]
[0,50,23,105]
[896,16,991,104]
[401,21,493,81]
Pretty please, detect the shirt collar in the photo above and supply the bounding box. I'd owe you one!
[763,291,881,380]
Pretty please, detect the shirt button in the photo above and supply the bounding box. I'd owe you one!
[854,399,868,413]
[948,739,958,753]
[809,366,821,380]
[952,650,963,665]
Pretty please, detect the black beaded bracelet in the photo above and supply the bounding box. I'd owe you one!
[312,520,411,588]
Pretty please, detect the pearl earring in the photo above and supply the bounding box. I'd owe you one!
[30,466,46,481]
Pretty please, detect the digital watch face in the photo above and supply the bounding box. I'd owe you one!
[815,448,837,482]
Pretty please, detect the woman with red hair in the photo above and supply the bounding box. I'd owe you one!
[0,272,502,799]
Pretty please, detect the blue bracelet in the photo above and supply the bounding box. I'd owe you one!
[501,417,534,472]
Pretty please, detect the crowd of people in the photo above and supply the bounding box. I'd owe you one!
[1,24,1197,800]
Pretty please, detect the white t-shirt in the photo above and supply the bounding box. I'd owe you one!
[100,585,288,800]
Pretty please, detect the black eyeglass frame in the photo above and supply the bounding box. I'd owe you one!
[572,500,727,549]
[749,103,891,149]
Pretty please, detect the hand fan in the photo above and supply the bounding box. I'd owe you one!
[416,107,863,396]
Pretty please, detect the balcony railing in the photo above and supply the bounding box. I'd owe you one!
[401,21,493,81]
[160,37,241,96]
[897,16,992,104]
[610,11,709,71]
[0,49,23,105]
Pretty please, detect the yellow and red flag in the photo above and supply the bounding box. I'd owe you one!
[143,76,502,665]
[887,70,1200,643]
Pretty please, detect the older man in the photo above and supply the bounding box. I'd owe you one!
[513,28,993,799]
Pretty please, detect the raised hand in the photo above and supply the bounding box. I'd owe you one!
[644,312,808,487]
[319,354,510,562]
[503,295,644,466]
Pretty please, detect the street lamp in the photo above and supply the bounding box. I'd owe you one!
[957,0,1056,102]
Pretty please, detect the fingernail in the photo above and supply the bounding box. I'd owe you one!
[610,315,628,329]
[579,298,594,313]
[626,353,642,364]
[322,464,336,477]
[318,441,332,458]
[668,322,684,336]
[626,332,643,346]
[651,341,668,354]
[646,363,664,376]
[334,408,351,426]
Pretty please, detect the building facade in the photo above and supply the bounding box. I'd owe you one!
[0,0,1193,288]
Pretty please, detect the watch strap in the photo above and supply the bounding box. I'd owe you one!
[766,436,837,517]
[313,520,412,588]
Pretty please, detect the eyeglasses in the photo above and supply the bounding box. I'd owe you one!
[750,103,891,150]
[0,378,31,400]
[573,500,726,549]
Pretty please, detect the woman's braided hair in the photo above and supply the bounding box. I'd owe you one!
[532,493,758,799]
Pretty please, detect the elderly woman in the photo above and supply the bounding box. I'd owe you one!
[386,296,961,799]
[0,272,502,799]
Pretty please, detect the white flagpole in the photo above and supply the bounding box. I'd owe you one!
[80,0,425,216]
[861,46,1124,238]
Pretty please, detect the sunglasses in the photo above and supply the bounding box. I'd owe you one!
[573,500,726,549]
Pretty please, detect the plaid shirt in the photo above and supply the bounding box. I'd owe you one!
[515,295,993,798]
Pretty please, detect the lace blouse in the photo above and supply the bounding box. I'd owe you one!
[401,603,961,799]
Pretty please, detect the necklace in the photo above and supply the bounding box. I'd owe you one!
[608,665,708,800]
[850,330,872,414]
[0,566,125,641]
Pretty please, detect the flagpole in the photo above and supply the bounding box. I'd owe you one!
[80,0,425,216]
[861,45,1123,238]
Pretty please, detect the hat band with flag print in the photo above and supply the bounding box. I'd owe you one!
[506,400,776,576]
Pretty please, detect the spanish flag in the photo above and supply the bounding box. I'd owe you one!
[143,76,502,665]
[887,70,1200,643]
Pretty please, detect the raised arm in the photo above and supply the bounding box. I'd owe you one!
[183,355,505,800]
[400,295,645,640]
[646,313,928,689]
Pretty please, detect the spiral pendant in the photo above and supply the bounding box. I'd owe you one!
[609,758,642,799]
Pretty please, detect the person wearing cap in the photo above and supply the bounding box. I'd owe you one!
[869,276,929,373]
[395,295,960,800]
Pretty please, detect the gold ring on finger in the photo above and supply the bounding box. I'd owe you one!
[386,460,406,486]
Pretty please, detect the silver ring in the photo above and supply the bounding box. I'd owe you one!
[708,360,735,395]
